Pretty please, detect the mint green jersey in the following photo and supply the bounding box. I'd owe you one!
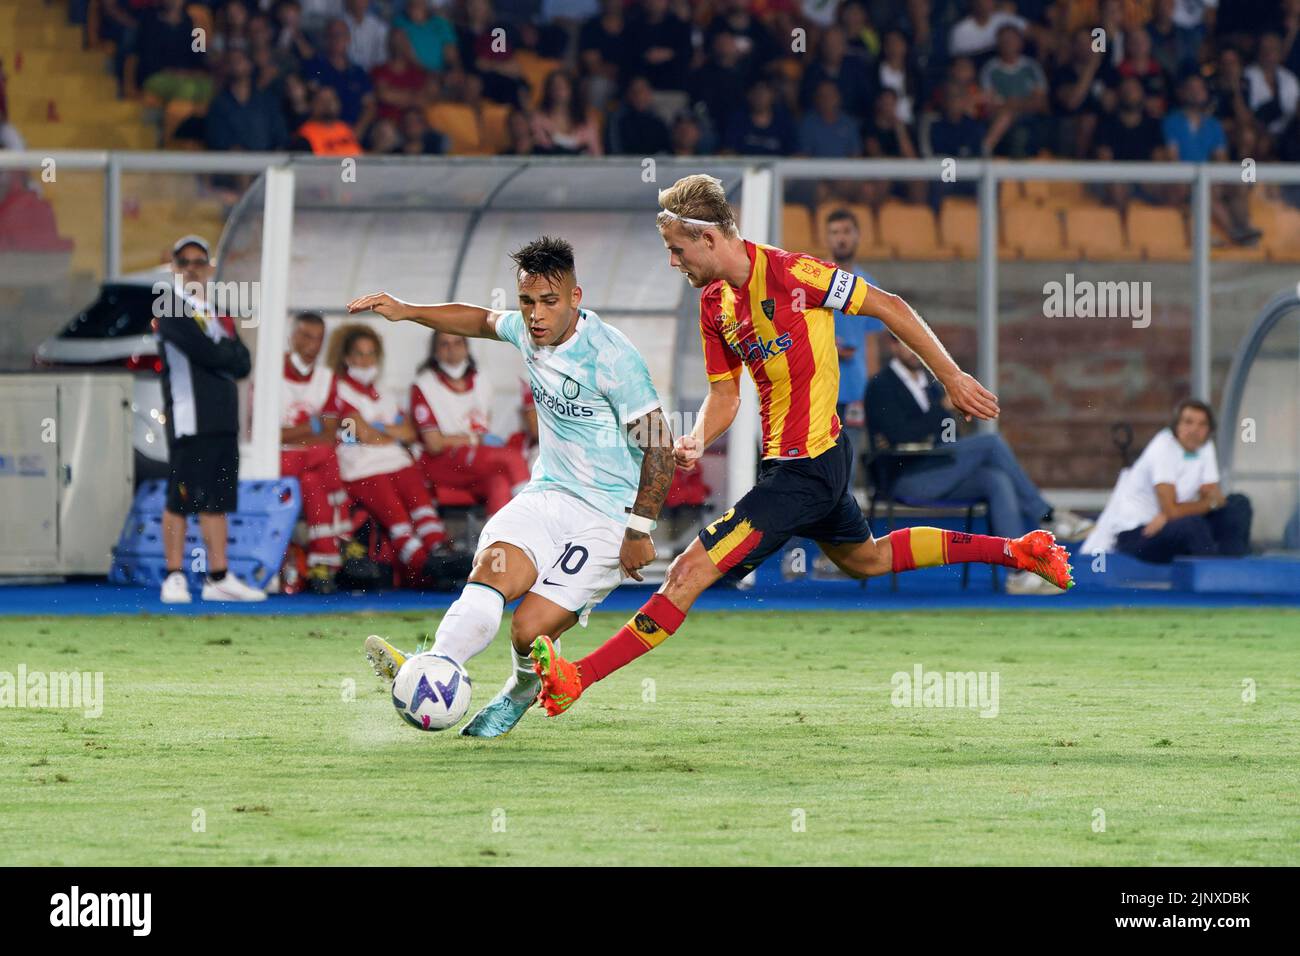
[494,309,662,522]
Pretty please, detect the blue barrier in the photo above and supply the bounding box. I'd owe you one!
[1171,555,1300,595]
[109,478,301,590]
[1068,549,1175,590]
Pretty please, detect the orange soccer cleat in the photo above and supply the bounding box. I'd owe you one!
[530,635,584,716]
[1008,529,1075,590]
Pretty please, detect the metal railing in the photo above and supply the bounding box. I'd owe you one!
[4,150,1298,497]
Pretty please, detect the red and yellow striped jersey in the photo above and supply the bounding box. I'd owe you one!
[699,240,873,460]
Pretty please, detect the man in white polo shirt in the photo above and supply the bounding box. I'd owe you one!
[1083,399,1252,563]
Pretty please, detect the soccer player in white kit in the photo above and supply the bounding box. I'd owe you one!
[347,236,675,737]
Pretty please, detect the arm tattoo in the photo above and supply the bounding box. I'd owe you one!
[625,408,676,537]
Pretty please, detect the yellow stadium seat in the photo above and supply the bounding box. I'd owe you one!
[1002,201,1069,260]
[878,202,951,259]
[514,51,564,109]
[426,102,480,154]
[1064,205,1131,260]
[1127,204,1188,261]
[1020,179,1050,204]
[939,197,979,259]
[782,204,818,258]
[1264,207,1300,263]
[1247,191,1278,236]
[1211,243,1267,262]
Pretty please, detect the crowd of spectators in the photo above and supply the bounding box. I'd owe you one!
[35,2,1287,240]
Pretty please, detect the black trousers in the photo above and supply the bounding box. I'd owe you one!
[1115,493,1252,564]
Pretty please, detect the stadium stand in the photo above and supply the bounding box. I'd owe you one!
[3,0,1300,273]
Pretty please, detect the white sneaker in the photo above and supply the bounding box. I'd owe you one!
[160,571,192,604]
[1005,570,1065,595]
[201,573,267,602]
[1050,509,1095,542]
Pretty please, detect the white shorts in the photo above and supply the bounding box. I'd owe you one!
[476,489,626,626]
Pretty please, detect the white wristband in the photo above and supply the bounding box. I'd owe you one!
[626,513,657,533]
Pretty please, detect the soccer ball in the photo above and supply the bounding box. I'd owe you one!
[391,653,472,731]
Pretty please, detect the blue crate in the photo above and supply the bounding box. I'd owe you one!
[109,478,301,590]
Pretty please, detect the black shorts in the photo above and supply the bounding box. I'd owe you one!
[698,431,871,580]
[166,433,239,515]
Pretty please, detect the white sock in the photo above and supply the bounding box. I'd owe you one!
[501,637,559,705]
[430,583,505,668]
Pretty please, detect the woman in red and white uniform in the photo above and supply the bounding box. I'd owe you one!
[411,332,531,516]
[322,325,447,579]
[280,312,353,592]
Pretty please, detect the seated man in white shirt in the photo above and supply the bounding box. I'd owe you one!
[1082,399,1252,563]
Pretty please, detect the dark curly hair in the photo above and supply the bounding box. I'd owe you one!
[510,235,576,286]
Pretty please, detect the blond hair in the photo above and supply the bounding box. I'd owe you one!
[655,174,739,239]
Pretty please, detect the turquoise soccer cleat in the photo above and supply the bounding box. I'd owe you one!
[459,692,531,738]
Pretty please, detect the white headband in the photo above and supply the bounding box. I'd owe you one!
[659,208,719,227]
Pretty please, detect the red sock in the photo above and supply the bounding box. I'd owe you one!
[888,527,1018,572]
[577,593,686,686]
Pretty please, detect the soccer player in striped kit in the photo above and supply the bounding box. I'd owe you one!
[532,173,1075,716]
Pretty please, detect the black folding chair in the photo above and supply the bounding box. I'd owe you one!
[862,446,999,592]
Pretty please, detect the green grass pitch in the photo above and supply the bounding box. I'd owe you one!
[1,608,1296,866]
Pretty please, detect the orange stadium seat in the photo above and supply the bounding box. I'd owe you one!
[478,102,511,154]
[426,102,480,154]
[782,204,819,258]
[1020,179,1050,204]
[1002,201,1069,260]
[1065,205,1131,260]
[1127,204,1189,261]
[1264,207,1300,263]
[515,51,564,108]
[877,202,952,259]
[939,197,979,259]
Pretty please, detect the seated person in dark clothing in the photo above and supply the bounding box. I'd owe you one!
[1115,28,1170,117]
[800,25,875,121]
[688,31,752,145]
[867,337,1092,593]
[1094,76,1169,207]
[303,17,376,132]
[927,78,988,202]
[606,75,671,155]
[704,0,782,79]
[1083,400,1252,564]
[627,0,692,92]
[861,88,924,205]
[206,50,289,151]
[722,80,798,156]
[1051,28,1111,157]
[137,0,212,104]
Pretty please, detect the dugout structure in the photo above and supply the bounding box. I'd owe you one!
[213,156,758,502]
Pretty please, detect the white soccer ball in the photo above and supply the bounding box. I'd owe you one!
[391,653,472,731]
